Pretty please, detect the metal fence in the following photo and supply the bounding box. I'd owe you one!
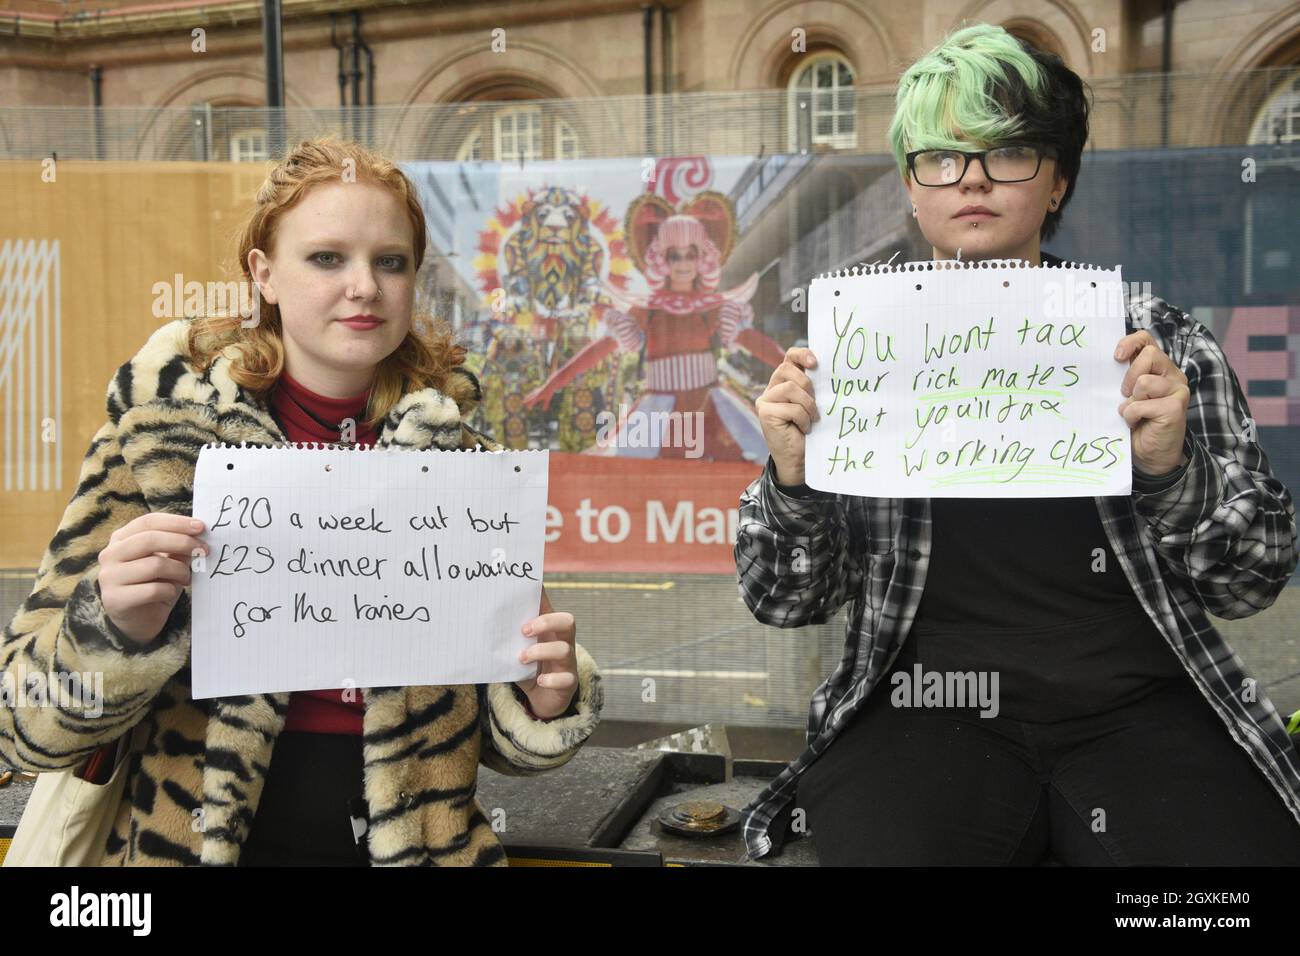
[0,66,1297,162]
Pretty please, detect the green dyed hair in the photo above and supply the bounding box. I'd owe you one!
[888,23,1091,241]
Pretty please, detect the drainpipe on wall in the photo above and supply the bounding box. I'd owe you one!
[262,0,285,157]
[643,4,654,157]
[331,12,347,135]
[89,64,104,160]
[658,2,669,154]
[352,11,374,147]
[329,11,374,145]
[346,15,361,140]
[659,4,670,93]
[1160,0,1172,149]
[364,45,374,145]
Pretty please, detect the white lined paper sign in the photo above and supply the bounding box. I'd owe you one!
[805,259,1132,498]
[190,445,548,699]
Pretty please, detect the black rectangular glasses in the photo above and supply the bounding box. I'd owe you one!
[907,144,1057,186]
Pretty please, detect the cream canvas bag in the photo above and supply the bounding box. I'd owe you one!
[3,726,137,867]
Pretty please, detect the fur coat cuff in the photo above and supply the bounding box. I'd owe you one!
[480,641,601,775]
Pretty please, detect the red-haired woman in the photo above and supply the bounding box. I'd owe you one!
[1,136,602,866]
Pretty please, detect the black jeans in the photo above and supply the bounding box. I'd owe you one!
[238,731,368,867]
[795,674,1300,865]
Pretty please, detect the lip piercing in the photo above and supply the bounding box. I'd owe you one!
[912,199,1057,217]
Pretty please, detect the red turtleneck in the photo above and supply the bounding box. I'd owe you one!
[270,370,379,735]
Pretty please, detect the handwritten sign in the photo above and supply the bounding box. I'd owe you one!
[189,445,548,699]
[806,260,1131,498]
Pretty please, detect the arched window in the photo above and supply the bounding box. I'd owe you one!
[787,53,856,152]
[1249,75,1300,144]
[452,104,580,162]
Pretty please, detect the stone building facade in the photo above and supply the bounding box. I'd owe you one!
[1,0,1298,161]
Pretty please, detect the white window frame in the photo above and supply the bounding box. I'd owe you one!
[787,53,857,152]
[494,106,542,163]
[555,119,581,161]
[229,128,268,162]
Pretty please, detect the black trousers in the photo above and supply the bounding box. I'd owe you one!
[238,731,368,867]
[795,675,1300,865]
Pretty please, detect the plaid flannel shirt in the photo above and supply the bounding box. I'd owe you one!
[734,254,1300,860]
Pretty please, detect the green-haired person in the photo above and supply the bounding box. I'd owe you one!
[737,23,1300,865]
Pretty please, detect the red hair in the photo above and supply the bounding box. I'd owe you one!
[185,134,471,431]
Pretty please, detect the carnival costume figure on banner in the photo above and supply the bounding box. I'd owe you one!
[522,190,787,461]
[473,186,632,453]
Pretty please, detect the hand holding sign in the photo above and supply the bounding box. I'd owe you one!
[1115,330,1190,476]
[755,346,822,487]
[517,586,578,718]
[98,513,210,645]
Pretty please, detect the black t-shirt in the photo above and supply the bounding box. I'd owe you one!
[899,496,1189,722]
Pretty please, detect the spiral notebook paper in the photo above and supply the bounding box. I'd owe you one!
[805,259,1132,498]
[189,444,548,699]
